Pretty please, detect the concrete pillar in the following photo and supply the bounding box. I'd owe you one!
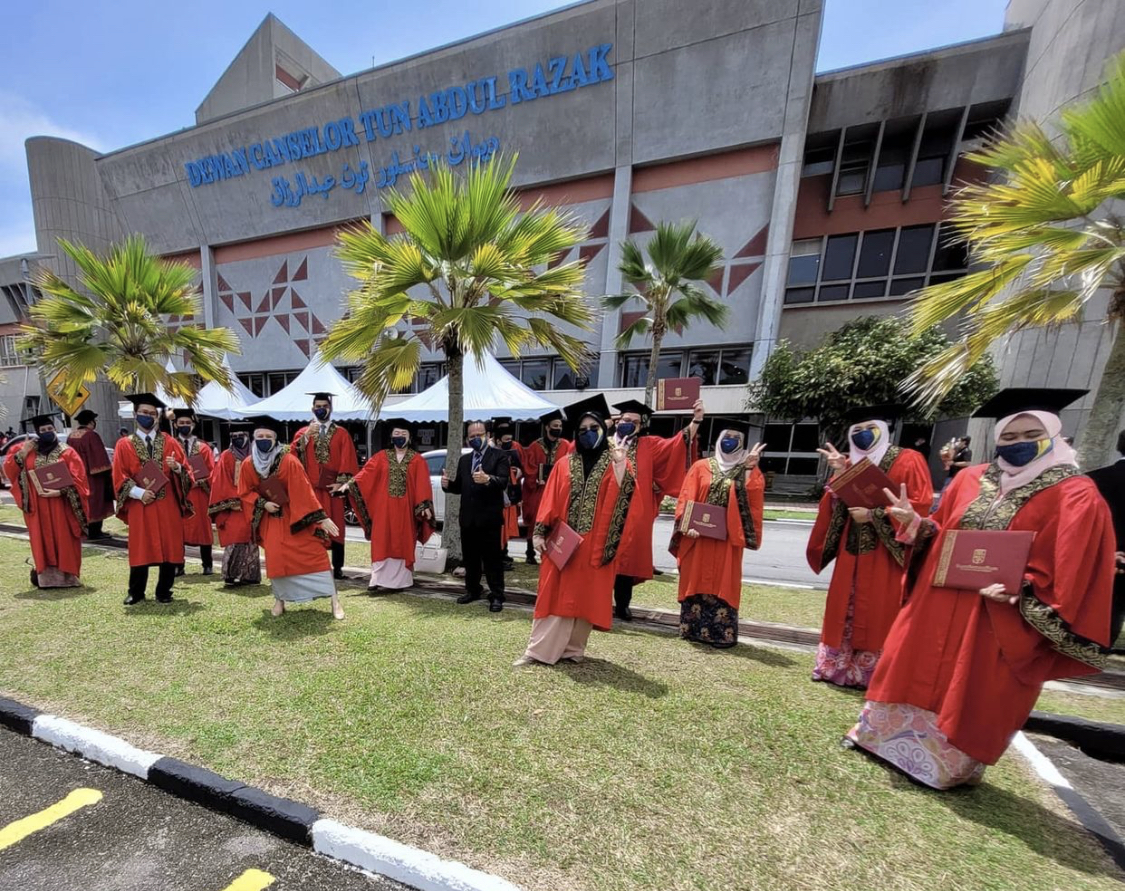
[198,245,218,330]
[597,164,633,389]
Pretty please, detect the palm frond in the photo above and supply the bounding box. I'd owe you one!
[613,315,652,349]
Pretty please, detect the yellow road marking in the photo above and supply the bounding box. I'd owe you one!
[219,869,276,891]
[0,788,103,851]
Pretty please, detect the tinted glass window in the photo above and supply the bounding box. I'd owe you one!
[822,235,858,280]
[894,225,934,274]
[856,229,895,278]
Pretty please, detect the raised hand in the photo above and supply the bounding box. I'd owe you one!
[609,440,628,465]
[980,582,1018,606]
[692,399,705,423]
[882,483,917,526]
[744,442,767,470]
[817,442,846,472]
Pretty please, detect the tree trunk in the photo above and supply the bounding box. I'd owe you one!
[643,319,665,409]
[443,343,465,566]
[1079,317,1125,468]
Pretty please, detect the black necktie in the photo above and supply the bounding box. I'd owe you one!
[145,436,153,459]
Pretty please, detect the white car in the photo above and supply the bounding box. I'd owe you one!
[422,448,471,524]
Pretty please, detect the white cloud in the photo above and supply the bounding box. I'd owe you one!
[0,92,105,173]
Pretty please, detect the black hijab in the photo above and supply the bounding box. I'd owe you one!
[576,411,608,477]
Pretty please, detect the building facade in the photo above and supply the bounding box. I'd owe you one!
[7,0,1125,476]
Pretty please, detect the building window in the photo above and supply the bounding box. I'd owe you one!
[760,422,821,476]
[784,223,966,306]
[682,347,752,385]
[237,373,265,397]
[835,140,872,196]
[618,352,683,389]
[266,371,299,395]
[494,356,587,391]
[0,335,21,368]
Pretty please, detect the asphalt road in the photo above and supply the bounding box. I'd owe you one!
[0,730,401,891]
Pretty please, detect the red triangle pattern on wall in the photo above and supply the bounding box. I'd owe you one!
[628,205,655,235]
[727,261,761,294]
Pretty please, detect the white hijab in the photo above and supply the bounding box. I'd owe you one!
[714,430,747,472]
[848,420,891,467]
[993,410,1077,495]
[252,437,280,476]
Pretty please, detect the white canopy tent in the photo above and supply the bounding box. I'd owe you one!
[116,357,256,420]
[236,354,372,421]
[387,351,560,422]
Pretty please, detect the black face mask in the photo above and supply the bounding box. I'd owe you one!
[37,432,57,452]
[547,428,561,439]
[391,435,408,449]
[177,427,193,438]
[230,435,248,449]
[500,441,513,450]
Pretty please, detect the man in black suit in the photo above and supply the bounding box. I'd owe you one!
[1088,429,1125,647]
[442,420,511,612]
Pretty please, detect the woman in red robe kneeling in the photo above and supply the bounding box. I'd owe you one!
[847,389,1115,789]
[516,398,633,666]
[673,422,766,648]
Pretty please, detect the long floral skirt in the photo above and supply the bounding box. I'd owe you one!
[221,543,261,585]
[679,594,738,648]
[847,700,986,790]
[813,587,880,687]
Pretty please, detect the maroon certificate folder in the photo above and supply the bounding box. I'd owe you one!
[317,465,340,489]
[188,452,211,480]
[827,458,896,510]
[656,377,701,412]
[932,530,1036,593]
[258,476,290,507]
[137,460,169,494]
[678,500,728,540]
[545,521,583,570]
[30,462,74,493]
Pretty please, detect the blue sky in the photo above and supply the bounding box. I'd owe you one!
[0,0,1007,258]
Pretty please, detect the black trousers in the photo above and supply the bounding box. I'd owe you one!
[331,541,344,573]
[614,575,635,612]
[87,520,103,539]
[129,564,177,600]
[1110,575,1125,650]
[462,523,505,600]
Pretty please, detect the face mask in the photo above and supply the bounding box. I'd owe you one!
[37,432,57,450]
[996,439,1050,467]
[255,438,275,455]
[469,436,485,451]
[547,428,561,439]
[851,428,878,451]
[313,407,329,421]
[616,422,636,438]
[177,426,192,438]
[391,435,408,449]
[137,415,156,431]
[578,428,602,450]
[500,441,513,450]
[231,435,248,449]
[720,437,741,454]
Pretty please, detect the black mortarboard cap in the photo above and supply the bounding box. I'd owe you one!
[842,403,903,425]
[226,420,255,432]
[308,391,334,401]
[540,409,564,425]
[245,415,284,435]
[971,388,1087,419]
[382,418,412,431]
[75,409,98,425]
[612,399,653,418]
[564,393,611,423]
[491,416,514,435]
[711,416,751,438]
[24,412,60,431]
[172,408,197,421]
[127,393,167,410]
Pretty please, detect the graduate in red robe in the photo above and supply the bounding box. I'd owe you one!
[672,422,766,647]
[3,413,89,588]
[291,392,359,579]
[806,405,933,688]
[113,394,193,605]
[516,397,635,666]
[491,418,523,567]
[519,410,572,565]
[609,397,702,621]
[848,389,1115,789]
[173,409,215,575]
[208,421,260,586]
[346,419,434,592]
[239,417,343,619]
[69,409,113,539]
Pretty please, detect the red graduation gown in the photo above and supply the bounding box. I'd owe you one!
[291,423,359,545]
[615,431,697,580]
[181,437,215,547]
[867,463,1115,764]
[239,451,330,579]
[349,449,434,566]
[674,460,764,610]
[209,449,252,546]
[68,427,113,522]
[111,432,193,567]
[807,447,933,651]
[532,451,636,632]
[521,437,573,528]
[3,445,89,576]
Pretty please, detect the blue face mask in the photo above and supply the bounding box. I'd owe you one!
[578,428,602,450]
[391,436,407,449]
[996,439,1050,467]
[313,407,329,421]
[720,436,741,454]
[616,422,636,438]
[469,436,485,451]
[37,432,57,451]
[851,428,877,451]
[137,415,156,431]
[255,438,275,455]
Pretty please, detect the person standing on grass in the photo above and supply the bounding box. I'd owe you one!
[239,417,343,619]
[492,418,524,571]
[608,397,702,622]
[291,392,359,580]
[345,419,434,593]
[516,398,634,667]
[1087,429,1125,646]
[113,394,193,605]
[520,410,571,565]
[847,389,1114,790]
[672,421,766,648]
[173,409,215,576]
[806,405,933,689]
[69,409,114,540]
[3,413,89,589]
[442,420,510,612]
[208,421,260,587]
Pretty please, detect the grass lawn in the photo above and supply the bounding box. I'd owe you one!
[0,537,1122,891]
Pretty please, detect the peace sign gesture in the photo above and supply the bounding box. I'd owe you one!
[882,483,917,527]
[817,442,846,472]
[744,441,767,471]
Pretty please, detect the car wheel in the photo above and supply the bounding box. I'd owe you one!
[344,506,359,527]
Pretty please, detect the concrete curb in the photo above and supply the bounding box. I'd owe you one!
[1023,711,1125,763]
[0,697,525,891]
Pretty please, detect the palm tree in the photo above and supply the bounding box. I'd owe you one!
[20,236,239,403]
[603,221,727,407]
[905,51,1125,466]
[320,155,595,562]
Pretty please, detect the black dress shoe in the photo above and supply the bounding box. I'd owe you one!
[30,569,39,588]
[488,599,504,613]
[367,585,379,594]
[502,559,515,572]
[333,569,345,580]
[615,605,634,622]
[525,555,538,566]
[123,593,145,606]
[156,594,174,604]
[201,566,213,576]
[175,566,185,577]
[456,591,482,605]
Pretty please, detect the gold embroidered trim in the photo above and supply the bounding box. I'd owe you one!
[705,458,756,548]
[115,479,134,516]
[1019,588,1109,669]
[414,499,434,517]
[601,462,636,565]
[250,497,267,543]
[291,509,328,535]
[957,463,1079,531]
[350,483,373,538]
[819,499,848,569]
[386,447,417,497]
[208,498,240,517]
[566,451,613,534]
[870,506,905,567]
[533,522,550,539]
